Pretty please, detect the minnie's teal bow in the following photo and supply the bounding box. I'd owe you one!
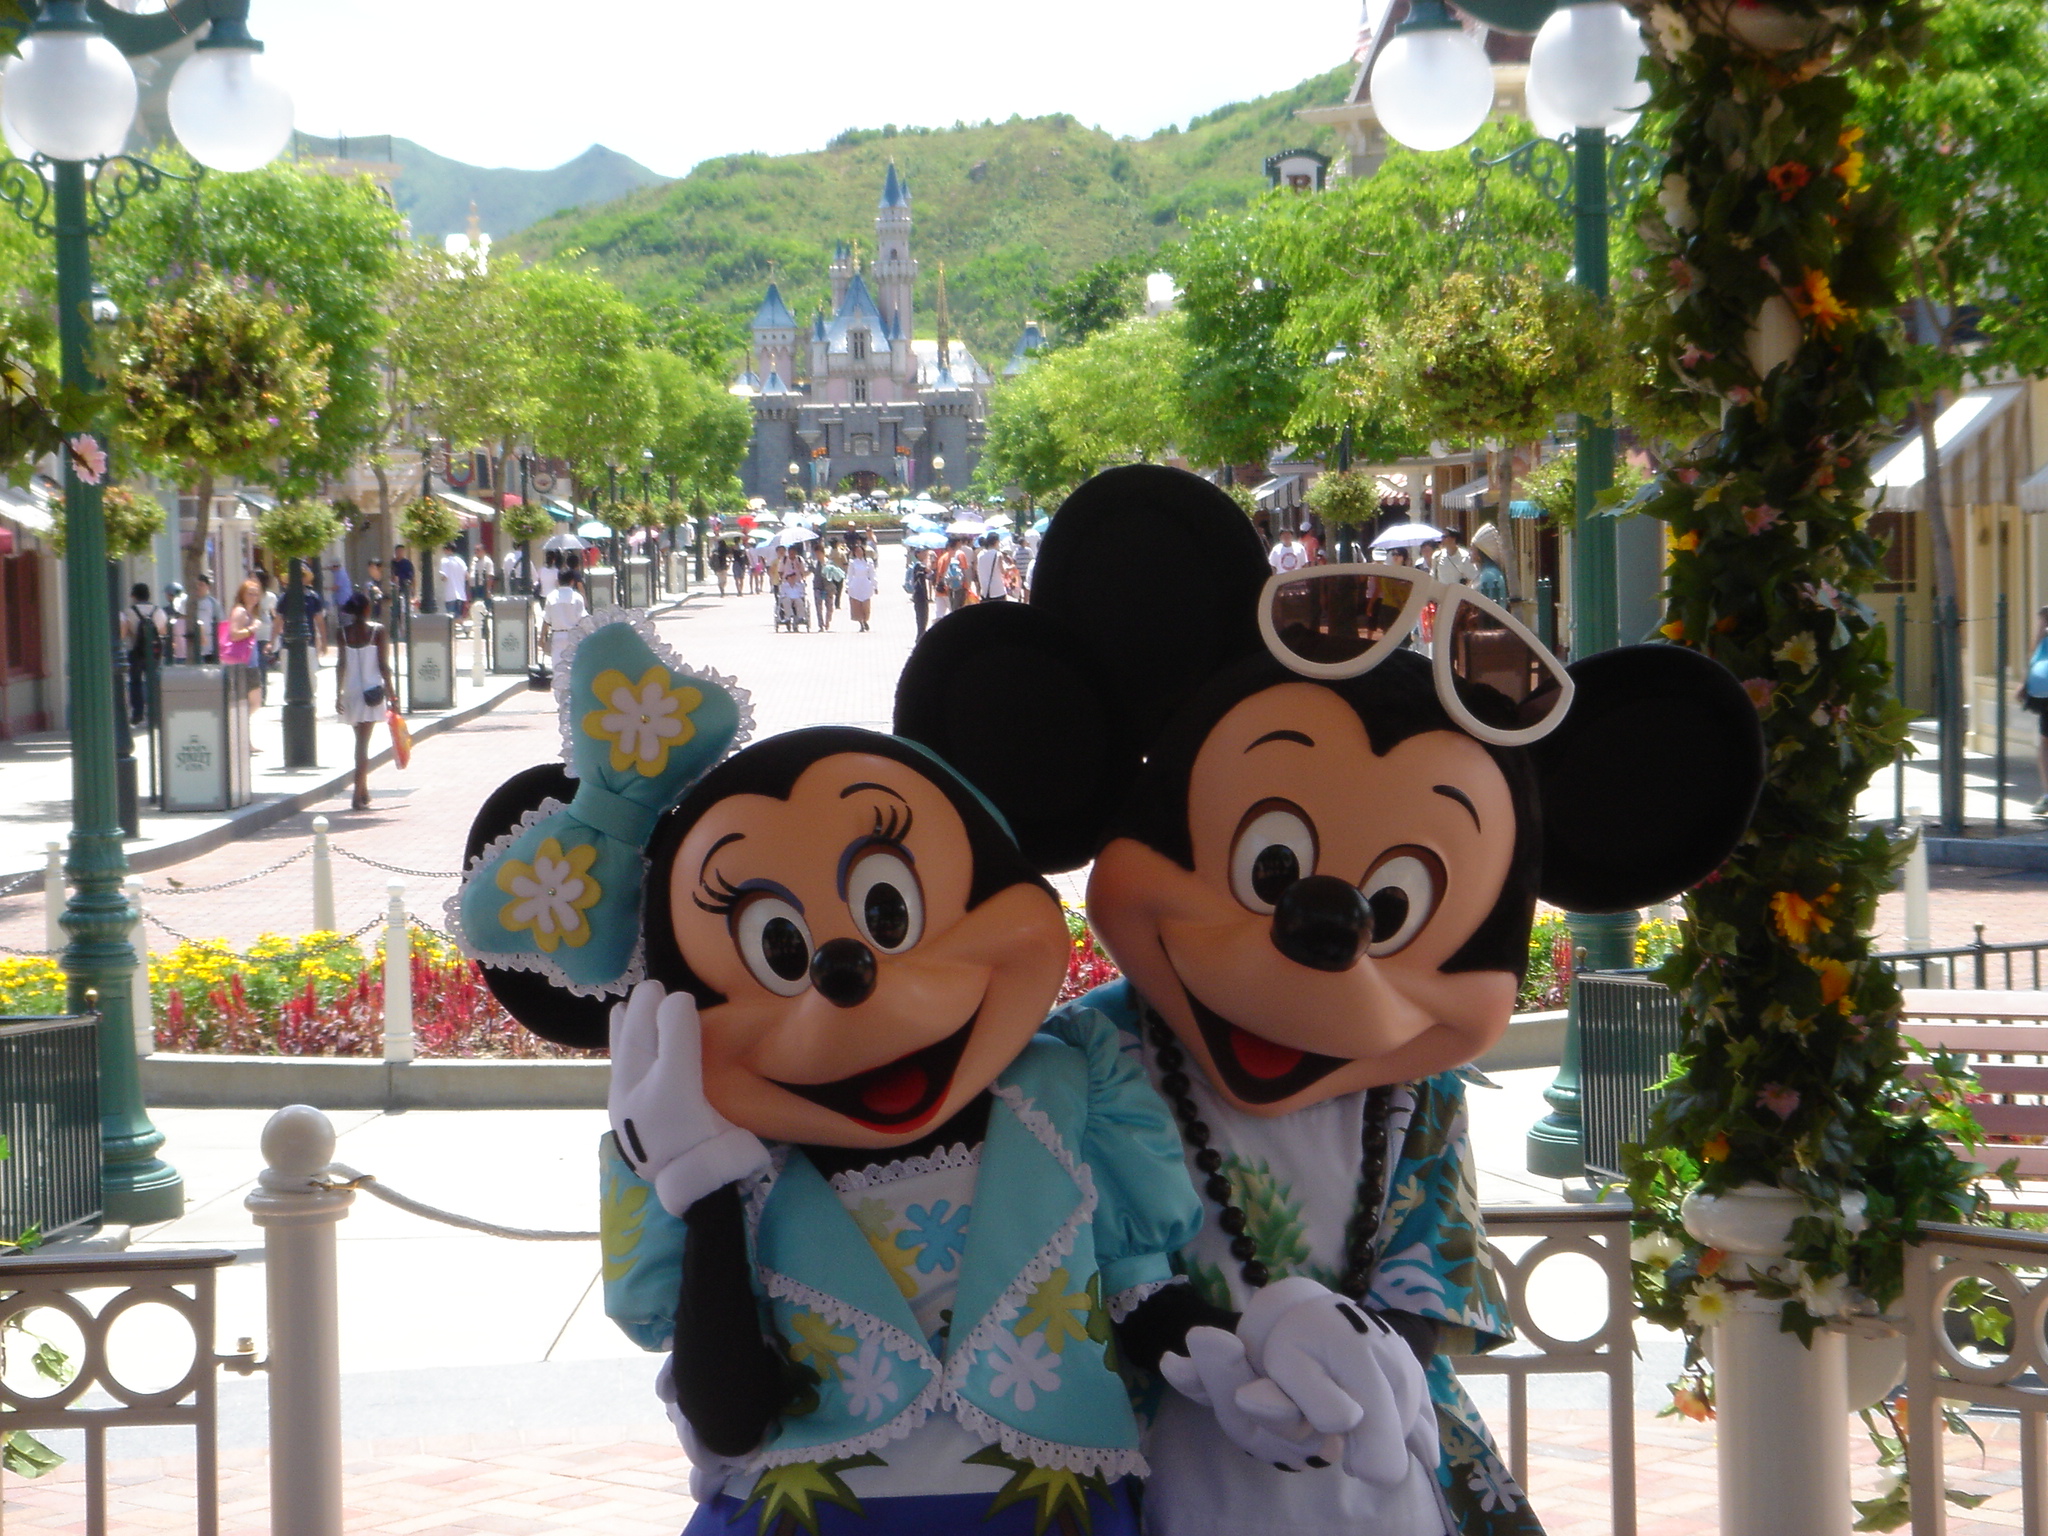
[454,609,752,996]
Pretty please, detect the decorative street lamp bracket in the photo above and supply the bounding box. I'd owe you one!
[0,152,194,239]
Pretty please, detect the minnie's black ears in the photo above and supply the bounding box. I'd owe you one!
[894,601,1137,874]
[462,763,610,1050]
[1029,465,1270,749]
[1530,645,1764,914]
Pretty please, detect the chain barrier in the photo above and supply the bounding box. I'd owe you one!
[0,868,41,902]
[331,847,462,881]
[142,911,212,946]
[0,942,57,958]
[321,1162,596,1241]
[138,846,310,897]
[405,913,461,947]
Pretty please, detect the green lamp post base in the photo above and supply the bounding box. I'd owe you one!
[1526,909,1640,1180]
[103,1145,184,1224]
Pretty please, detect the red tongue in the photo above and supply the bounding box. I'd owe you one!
[862,1061,930,1117]
[1230,1026,1305,1080]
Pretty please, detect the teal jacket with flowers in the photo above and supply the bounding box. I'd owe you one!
[603,1009,1202,1482]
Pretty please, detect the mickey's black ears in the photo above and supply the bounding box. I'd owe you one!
[1030,465,1270,749]
[894,601,1137,874]
[462,763,610,1050]
[1530,645,1764,914]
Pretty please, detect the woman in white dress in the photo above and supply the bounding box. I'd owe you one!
[844,539,877,630]
[334,593,392,811]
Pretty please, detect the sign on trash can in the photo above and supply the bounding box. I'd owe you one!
[490,597,531,674]
[158,665,252,813]
[408,611,455,710]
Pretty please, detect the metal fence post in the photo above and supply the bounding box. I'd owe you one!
[43,839,63,954]
[125,874,151,1058]
[310,816,335,934]
[245,1105,352,1536]
[382,880,413,1063]
[1894,595,1908,828]
[1997,591,2010,832]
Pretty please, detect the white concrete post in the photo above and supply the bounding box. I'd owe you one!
[382,879,413,1063]
[1903,806,1931,953]
[245,1105,353,1536]
[43,840,63,954]
[310,816,336,934]
[125,875,152,1057]
[471,620,486,687]
[1684,1185,1859,1536]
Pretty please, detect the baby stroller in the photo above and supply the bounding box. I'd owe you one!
[774,584,811,633]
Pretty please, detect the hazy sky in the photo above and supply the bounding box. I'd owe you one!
[251,0,1359,176]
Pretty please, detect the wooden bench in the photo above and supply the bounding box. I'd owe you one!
[1902,990,2048,1204]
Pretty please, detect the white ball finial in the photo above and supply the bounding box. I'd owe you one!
[261,1103,335,1177]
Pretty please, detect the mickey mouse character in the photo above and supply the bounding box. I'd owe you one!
[456,609,1204,1536]
[894,466,1765,1536]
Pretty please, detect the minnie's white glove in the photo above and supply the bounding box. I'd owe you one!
[608,980,770,1218]
[654,1356,750,1503]
[1235,1276,1439,1489]
[1160,1325,1340,1471]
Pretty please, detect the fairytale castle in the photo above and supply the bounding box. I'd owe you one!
[733,163,1005,501]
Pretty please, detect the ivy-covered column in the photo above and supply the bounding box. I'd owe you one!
[1625,3,1972,1532]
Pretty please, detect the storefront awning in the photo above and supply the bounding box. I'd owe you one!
[234,489,276,514]
[2020,460,2048,513]
[1253,475,1298,506]
[1869,386,2025,510]
[0,485,54,535]
[434,490,496,526]
[1443,475,1490,511]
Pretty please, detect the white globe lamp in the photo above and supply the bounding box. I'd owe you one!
[1526,1,1648,132]
[1371,1,1496,154]
[1,9,138,163]
[1524,43,1643,139]
[168,22,294,174]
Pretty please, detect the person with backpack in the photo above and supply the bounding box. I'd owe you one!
[935,535,970,619]
[120,583,165,726]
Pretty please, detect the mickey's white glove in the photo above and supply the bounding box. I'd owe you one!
[608,980,770,1218]
[1160,1325,1340,1471]
[654,1356,749,1503]
[1236,1276,1440,1489]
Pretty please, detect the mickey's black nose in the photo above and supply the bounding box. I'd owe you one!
[1270,876,1371,972]
[810,938,878,1007]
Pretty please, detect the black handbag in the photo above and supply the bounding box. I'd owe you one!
[362,684,386,708]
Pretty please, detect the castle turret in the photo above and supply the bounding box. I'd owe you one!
[874,162,917,389]
[829,241,854,314]
[749,282,797,387]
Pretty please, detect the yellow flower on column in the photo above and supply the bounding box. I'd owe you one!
[582,665,703,777]
[496,837,602,951]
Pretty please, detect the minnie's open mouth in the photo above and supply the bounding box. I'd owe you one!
[772,1012,978,1132]
[1181,984,1347,1104]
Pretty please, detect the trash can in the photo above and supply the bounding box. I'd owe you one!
[157,664,252,812]
[586,566,618,610]
[408,611,456,711]
[622,557,652,610]
[490,596,532,674]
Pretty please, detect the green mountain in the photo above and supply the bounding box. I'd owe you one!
[291,134,668,246]
[507,64,1354,370]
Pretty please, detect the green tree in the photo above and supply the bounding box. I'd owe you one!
[99,155,402,488]
[1044,253,1144,349]
[642,347,753,494]
[983,314,1191,494]
[100,267,328,646]
[1170,209,1302,470]
[514,264,656,496]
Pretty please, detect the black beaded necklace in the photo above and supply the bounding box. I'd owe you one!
[1144,1009,1395,1301]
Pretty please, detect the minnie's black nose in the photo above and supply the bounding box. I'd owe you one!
[1270,876,1371,972]
[810,938,878,1007]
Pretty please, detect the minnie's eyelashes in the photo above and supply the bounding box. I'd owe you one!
[694,869,746,916]
[870,800,912,846]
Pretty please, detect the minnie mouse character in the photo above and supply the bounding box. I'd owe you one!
[456,609,1203,1536]
[894,467,1766,1535]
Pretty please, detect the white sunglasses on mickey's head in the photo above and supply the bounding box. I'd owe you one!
[1255,562,1576,747]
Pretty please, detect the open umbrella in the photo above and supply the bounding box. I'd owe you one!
[542,532,586,553]
[1369,520,1443,550]
[776,526,820,547]
[577,521,615,539]
[1032,515,1051,536]
[945,518,987,537]
[982,512,1013,527]
[904,531,948,550]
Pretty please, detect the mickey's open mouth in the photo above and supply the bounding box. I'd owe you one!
[1182,984,1348,1104]
[773,1012,978,1132]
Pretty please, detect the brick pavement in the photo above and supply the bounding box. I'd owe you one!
[4,1409,2035,1535]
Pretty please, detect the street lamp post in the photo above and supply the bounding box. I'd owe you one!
[1368,0,1652,1177]
[932,454,946,500]
[0,0,295,1224]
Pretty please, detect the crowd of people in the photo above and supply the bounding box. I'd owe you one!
[1266,520,1511,602]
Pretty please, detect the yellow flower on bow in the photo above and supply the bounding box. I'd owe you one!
[1014,1268,1093,1355]
[1791,269,1854,335]
[1672,531,1700,553]
[788,1310,856,1382]
[582,665,702,778]
[496,837,602,951]
[1811,956,1853,1009]
[1833,127,1868,192]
